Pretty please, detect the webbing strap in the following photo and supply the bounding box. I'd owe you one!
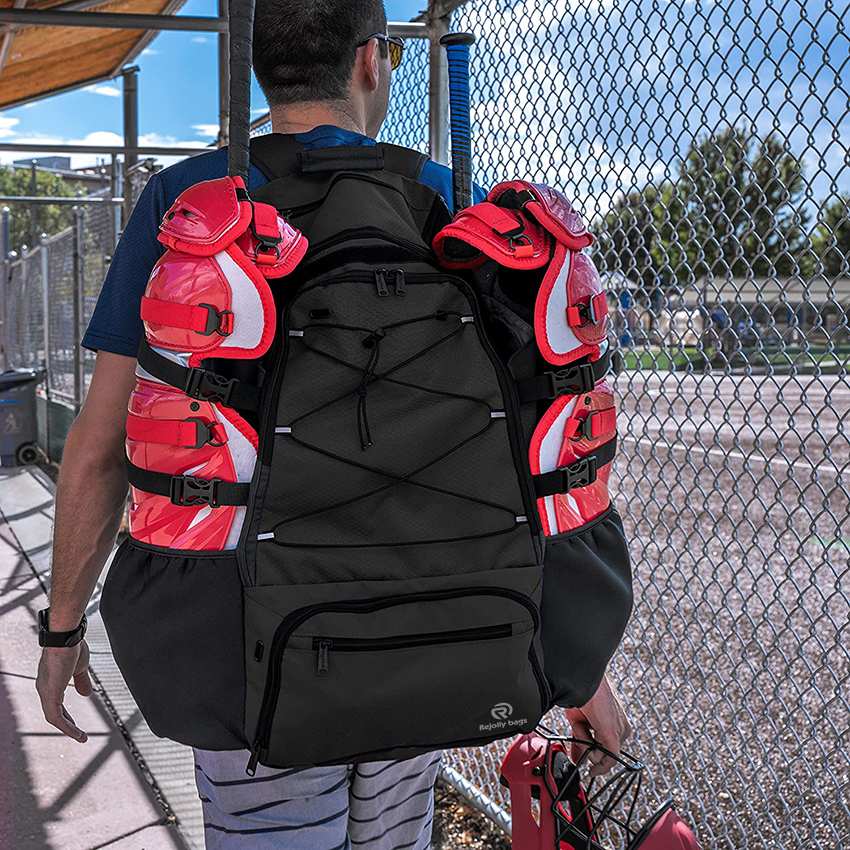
[566,291,609,327]
[532,438,618,499]
[516,350,611,403]
[137,341,261,411]
[141,296,234,337]
[562,407,617,441]
[126,413,228,448]
[125,458,249,507]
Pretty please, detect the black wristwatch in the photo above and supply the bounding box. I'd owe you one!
[37,608,87,648]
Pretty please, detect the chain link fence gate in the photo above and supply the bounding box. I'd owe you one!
[379,0,850,847]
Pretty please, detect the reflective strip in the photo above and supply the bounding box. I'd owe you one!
[274,426,292,434]
[516,515,528,523]
[289,330,305,337]
[257,532,275,541]
[461,316,474,323]
[491,411,506,418]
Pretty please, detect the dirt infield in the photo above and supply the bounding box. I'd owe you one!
[443,370,849,850]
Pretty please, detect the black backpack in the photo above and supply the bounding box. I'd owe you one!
[102,134,632,773]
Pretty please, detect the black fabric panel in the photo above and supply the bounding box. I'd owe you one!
[100,538,247,750]
[540,507,633,708]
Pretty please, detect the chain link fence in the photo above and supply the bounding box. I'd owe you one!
[3,0,848,842]
[235,4,850,842]
[382,1,850,847]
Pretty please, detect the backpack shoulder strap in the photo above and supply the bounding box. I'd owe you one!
[381,143,431,182]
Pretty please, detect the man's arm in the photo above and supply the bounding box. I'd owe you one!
[35,351,137,742]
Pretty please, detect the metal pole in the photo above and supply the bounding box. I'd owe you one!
[428,7,450,165]
[0,207,9,371]
[29,159,38,255]
[0,8,228,30]
[71,206,85,412]
[122,65,139,228]
[40,232,50,457]
[110,153,121,244]
[217,0,229,148]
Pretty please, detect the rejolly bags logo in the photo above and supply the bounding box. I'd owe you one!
[480,702,528,732]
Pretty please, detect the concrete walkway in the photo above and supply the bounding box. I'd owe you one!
[0,465,204,850]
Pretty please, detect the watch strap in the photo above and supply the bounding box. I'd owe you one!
[38,608,87,647]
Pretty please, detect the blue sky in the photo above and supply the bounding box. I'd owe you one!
[0,0,426,168]
[0,0,846,219]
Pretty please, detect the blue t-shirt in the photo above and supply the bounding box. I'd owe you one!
[82,125,486,357]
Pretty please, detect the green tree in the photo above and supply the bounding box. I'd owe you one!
[811,194,850,279]
[679,127,810,280]
[0,166,82,255]
[594,127,812,286]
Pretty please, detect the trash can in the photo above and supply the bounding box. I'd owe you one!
[0,369,45,466]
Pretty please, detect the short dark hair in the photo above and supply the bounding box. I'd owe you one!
[253,0,388,107]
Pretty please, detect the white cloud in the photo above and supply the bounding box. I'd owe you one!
[193,123,220,139]
[142,47,158,56]
[0,129,210,169]
[0,116,19,139]
[191,35,211,44]
[84,84,121,98]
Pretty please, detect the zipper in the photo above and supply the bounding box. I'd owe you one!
[394,269,406,297]
[246,586,548,774]
[312,623,513,675]
[374,269,389,297]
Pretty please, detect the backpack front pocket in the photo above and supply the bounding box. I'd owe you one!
[243,565,548,771]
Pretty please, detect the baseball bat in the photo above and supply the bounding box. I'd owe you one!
[227,0,255,183]
[440,32,476,214]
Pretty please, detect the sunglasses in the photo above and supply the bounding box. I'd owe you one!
[357,33,406,70]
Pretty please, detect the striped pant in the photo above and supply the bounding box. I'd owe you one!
[194,748,442,849]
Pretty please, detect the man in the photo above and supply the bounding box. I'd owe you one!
[36,1,632,846]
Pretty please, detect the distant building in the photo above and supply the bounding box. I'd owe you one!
[12,156,71,170]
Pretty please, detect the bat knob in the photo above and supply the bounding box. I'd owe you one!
[440,32,476,47]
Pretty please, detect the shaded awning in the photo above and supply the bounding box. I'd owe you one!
[0,0,186,109]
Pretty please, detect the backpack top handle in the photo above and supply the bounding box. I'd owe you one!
[227,0,255,183]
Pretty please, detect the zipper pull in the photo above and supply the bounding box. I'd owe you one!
[374,269,389,297]
[317,639,332,676]
[394,269,406,297]
[246,740,262,776]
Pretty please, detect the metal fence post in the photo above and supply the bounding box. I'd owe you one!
[427,4,450,165]
[0,206,9,373]
[71,206,85,412]
[40,232,50,458]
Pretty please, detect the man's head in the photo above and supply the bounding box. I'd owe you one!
[253,0,394,138]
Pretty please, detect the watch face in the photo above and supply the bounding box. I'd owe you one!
[37,608,49,632]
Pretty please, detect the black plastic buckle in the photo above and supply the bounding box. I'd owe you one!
[197,303,233,336]
[560,455,598,492]
[170,475,221,507]
[182,417,227,449]
[549,363,595,397]
[569,411,599,442]
[184,368,236,406]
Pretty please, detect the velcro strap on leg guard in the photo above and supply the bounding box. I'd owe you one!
[126,458,249,508]
[137,341,261,411]
[566,290,609,328]
[141,296,234,337]
[561,407,617,442]
[126,412,228,449]
[432,202,551,269]
[488,180,593,250]
[532,437,617,499]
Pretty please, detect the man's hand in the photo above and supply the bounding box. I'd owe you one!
[563,673,633,776]
[36,641,93,743]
